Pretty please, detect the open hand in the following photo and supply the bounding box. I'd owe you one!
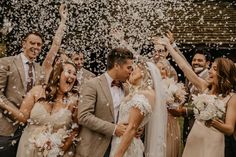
[59,4,68,20]
[152,36,171,47]
[166,30,174,44]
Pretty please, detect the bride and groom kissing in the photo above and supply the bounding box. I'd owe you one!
[76,48,167,157]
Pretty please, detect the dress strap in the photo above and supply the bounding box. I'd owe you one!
[225,93,236,108]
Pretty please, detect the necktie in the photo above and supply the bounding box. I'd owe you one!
[111,80,122,88]
[26,62,33,92]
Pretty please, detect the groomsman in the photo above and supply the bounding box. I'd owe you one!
[76,48,134,157]
[0,31,45,157]
[71,51,96,91]
[169,49,211,145]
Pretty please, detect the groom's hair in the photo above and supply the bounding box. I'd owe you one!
[107,48,134,70]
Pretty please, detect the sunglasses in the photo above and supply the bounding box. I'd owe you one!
[155,49,166,53]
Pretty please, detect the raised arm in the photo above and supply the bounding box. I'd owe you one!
[42,4,67,81]
[0,86,41,123]
[211,94,236,135]
[156,37,208,92]
[165,31,192,68]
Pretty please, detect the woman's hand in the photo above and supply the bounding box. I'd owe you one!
[166,30,174,44]
[152,36,171,47]
[168,106,186,117]
[59,4,68,21]
[205,118,224,128]
[210,118,224,127]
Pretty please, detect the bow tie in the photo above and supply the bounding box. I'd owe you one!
[111,80,122,88]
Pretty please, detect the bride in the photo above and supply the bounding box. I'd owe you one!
[110,58,167,157]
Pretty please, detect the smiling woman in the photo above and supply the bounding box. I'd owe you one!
[156,36,236,157]
[0,61,80,157]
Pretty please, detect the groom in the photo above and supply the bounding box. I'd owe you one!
[76,48,134,157]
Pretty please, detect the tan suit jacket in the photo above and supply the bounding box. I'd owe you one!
[76,73,128,157]
[76,68,96,92]
[0,54,44,136]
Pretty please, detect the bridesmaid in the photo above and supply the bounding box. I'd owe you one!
[0,61,79,157]
[156,59,181,157]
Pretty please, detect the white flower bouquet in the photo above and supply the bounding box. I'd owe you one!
[29,126,68,157]
[163,78,187,108]
[192,94,225,121]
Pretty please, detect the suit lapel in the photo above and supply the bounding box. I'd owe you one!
[99,74,114,120]
[13,55,26,91]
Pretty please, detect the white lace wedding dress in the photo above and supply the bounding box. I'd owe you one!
[110,93,152,157]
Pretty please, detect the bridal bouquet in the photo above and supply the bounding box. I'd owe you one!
[192,94,225,121]
[163,78,187,108]
[29,126,68,157]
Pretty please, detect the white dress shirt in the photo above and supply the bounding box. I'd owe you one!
[104,72,124,124]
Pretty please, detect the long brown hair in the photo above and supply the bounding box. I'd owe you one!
[214,58,236,97]
[45,61,78,101]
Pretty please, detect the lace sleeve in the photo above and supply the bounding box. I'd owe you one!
[127,94,152,116]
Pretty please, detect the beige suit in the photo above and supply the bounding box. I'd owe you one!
[0,54,44,136]
[76,74,127,157]
[76,68,96,92]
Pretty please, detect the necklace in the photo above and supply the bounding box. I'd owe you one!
[55,97,69,105]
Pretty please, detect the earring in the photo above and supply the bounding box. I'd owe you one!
[220,79,224,87]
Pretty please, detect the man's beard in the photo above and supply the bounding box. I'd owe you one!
[193,67,204,74]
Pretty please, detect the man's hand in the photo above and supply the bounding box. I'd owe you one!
[135,127,144,138]
[115,123,127,137]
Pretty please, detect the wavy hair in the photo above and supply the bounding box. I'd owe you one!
[45,61,78,101]
[213,58,236,97]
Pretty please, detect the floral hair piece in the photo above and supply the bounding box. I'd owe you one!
[134,55,153,89]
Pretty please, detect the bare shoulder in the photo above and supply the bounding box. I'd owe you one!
[228,93,236,106]
[27,85,45,98]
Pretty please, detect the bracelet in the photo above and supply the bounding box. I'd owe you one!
[172,42,177,48]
